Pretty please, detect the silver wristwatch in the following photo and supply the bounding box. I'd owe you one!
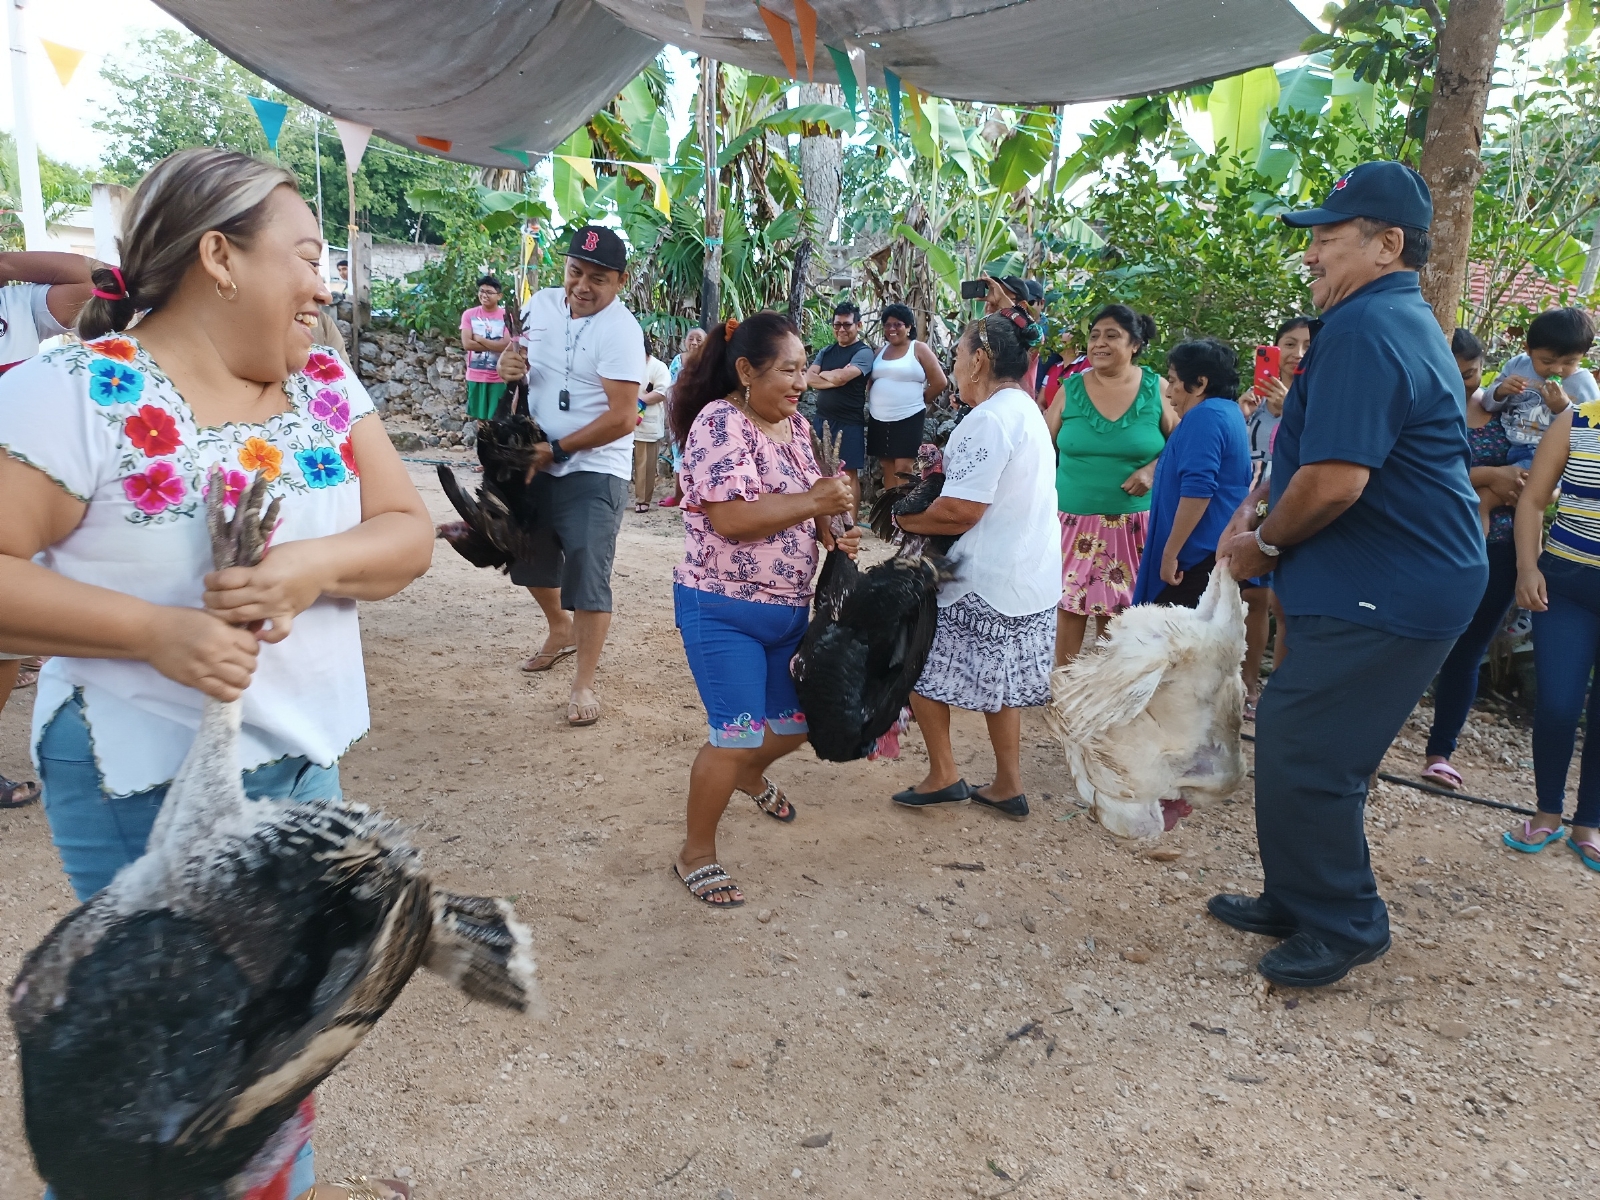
[1254,527,1281,558]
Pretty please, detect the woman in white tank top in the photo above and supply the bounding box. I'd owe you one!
[868,303,948,486]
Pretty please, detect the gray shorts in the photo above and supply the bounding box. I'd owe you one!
[509,470,627,612]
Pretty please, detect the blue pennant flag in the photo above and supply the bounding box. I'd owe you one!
[883,69,902,140]
[247,96,289,151]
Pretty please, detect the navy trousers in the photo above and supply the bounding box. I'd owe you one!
[1425,539,1515,759]
[1254,615,1454,952]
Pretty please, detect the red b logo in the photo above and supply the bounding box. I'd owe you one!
[582,231,600,252]
[1333,174,1350,190]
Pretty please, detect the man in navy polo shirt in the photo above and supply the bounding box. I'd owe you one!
[1214,162,1487,987]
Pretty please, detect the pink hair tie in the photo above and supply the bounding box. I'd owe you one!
[92,267,128,302]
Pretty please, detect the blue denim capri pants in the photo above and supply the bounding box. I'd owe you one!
[35,693,341,1199]
[674,583,810,747]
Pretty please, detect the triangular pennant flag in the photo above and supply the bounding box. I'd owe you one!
[793,0,818,82]
[39,39,85,88]
[246,96,288,151]
[757,6,798,81]
[684,0,705,30]
[493,146,531,167]
[845,42,868,103]
[633,163,671,218]
[826,46,857,114]
[416,136,452,153]
[333,118,373,172]
[884,69,902,140]
[557,155,597,187]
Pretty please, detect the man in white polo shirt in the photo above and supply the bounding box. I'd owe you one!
[498,225,644,727]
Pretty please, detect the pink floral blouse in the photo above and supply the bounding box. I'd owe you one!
[674,399,824,606]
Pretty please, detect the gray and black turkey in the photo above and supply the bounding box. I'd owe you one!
[9,469,536,1200]
[867,443,953,555]
[791,430,949,763]
[435,411,546,570]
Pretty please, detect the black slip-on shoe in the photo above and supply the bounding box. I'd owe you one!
[1206,893,1297,939]
[971,791,1029,819]
[892,780,972,807]
[1257,931,1391,989]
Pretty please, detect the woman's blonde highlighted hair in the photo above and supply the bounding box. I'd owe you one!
[78,148,299,340]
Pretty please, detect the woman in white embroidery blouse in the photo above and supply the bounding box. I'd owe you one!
[0,148,433,1198]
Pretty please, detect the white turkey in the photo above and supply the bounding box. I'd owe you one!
[1045,567,1247,839]
[9,468,535,1200]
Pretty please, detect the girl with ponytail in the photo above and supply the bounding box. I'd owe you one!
[670,310,860,908]
[0,147,435,1197]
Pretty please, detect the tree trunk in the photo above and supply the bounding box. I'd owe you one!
[699,57,721,329]
[1417,0,1505,334]
[795,82,844,326]
[1579,217,1600,298]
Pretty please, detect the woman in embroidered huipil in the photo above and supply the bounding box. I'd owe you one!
[668,311,860,908]
[0,148,434,1199]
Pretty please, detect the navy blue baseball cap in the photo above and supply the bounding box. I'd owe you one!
[1281,161,1433,231]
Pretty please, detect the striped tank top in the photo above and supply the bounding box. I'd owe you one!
[1547,403,1600,567]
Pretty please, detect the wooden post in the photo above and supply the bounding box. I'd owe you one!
[699,55,722,330]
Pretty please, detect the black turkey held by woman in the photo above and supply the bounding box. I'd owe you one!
[436,411,545,570]
[868,443,954,555]
[9,469,535,1200]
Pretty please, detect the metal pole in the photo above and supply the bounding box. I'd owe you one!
[347,169,360,371]
[7,0,47,249]
[313,115,325,238]
[699,55,721,329]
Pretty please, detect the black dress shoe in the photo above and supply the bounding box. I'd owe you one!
[1206,893,1297,938]
[971,790,1029,819]
[1257,931,1391,988]
[892,780,972,807]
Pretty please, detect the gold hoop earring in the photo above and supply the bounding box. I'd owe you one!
[216,278,239,302]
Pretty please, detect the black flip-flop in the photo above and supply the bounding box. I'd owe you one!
[0,775,39,809]
[970,787,1029,819]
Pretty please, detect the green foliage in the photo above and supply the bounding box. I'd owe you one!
[0,132,96,250]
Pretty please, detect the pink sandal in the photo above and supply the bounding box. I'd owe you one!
[1420,760,1463,790]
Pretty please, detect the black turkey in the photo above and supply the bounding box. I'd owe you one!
[868,442,954,555]
[9,468,535,1200]
[436,411,546,570]
[791,428,948,762]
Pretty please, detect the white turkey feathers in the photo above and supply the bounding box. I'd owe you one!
[1046,568,1248,839]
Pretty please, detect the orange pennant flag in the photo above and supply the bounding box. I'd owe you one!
[39,39,85,88]
[793,0,818,81]
[756,6,798,81]
[417,135,452,153]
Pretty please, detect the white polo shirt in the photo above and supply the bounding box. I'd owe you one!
[517,286,645,479]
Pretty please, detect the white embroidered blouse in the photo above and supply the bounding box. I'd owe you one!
[0,336,374,797]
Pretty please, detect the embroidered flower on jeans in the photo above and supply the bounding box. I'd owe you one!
[239,436,283,481]
[202,468,249,508]
[308,387,351,433]
[721,713,765,738]
[123,404,182,457]
[89,336,138,363]
[88,358,144,406]
[338,436,359,477]
[303,351,345,383]
[123,460,187,514]
[296,445,347,488]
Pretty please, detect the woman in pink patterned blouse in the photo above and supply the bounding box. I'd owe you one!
[668,311,860,907]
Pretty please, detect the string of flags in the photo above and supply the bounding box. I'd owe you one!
[730,4,906,138]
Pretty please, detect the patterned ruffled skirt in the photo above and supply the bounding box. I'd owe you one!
[915,592,1054,713]
[1057,510,1149,616]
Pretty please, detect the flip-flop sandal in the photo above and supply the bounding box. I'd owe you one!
[15,665,39,689]
[567,698,600,727]
[521,645,577,673]
[742,776,796,822]
[1243,697,1258,721]
[1568,837,1600,873]
[675,861,745,907]
[1502,820,1565,853]
[335,1176,411,1200]
[0,775,40,808]
[1421,760,1464,790]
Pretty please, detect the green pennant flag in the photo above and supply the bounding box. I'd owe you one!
[494,146,531,167]
[884,69,902,140]
[826,45,857,115]
[247,96,288,151]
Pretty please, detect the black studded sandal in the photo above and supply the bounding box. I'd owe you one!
[742,777,796,822]
[674,862,745,908]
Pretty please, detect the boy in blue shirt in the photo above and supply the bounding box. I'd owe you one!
[1480,306,1598,466]
[1132,337,1251,607]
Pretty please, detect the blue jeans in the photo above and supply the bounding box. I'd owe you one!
[1532,553,1600,827]
[674,583,809,747]
[36,694,334,1197]
[1426,539,1516,759]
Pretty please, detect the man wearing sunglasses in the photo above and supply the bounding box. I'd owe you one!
[805,300,875,503]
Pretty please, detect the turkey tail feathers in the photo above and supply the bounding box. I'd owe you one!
[424,892,538,1014]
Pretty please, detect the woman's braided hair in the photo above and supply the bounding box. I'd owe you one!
[78,148,299,341]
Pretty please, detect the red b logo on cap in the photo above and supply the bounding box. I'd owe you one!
[582,230,600,252]
[1333,173,1350,190]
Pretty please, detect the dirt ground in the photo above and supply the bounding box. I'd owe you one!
[3,459,1598,1200]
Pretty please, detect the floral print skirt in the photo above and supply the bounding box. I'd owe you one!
[1057,510,1149,616]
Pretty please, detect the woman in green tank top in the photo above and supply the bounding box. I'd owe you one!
[1044,305,1172,663]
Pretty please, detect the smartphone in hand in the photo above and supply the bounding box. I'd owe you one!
[1253,345,1281,393]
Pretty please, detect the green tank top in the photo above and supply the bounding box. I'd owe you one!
[1054,367,1166,516]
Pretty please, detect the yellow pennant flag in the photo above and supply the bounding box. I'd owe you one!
[632,163,671,218]
[556,154,597,187]
[40,39,86,88]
